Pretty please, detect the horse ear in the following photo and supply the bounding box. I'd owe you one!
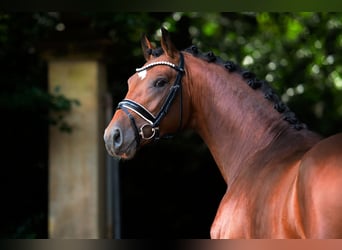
[141,34,155,61]
[161,27,178,59]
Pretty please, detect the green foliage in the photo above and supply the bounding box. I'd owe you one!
[1,13,80,133]
[11,212,46,239]
[48,86,81,133]
[161,12,342,136]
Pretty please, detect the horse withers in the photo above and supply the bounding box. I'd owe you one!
[104,28,342,238]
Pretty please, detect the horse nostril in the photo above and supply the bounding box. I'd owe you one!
[113,127,123,149]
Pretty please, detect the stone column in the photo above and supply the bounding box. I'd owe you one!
[42,14,112,238]
[48,59,107,238]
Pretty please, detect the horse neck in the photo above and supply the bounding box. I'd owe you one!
[183,54,319,184]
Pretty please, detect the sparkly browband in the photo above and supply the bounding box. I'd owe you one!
[136,61,184,73]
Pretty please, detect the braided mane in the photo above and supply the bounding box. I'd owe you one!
[147,46,306,130]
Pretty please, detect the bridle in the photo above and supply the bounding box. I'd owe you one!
[116,53,185,146]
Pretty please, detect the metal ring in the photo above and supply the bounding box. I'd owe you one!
[139,124,156,140]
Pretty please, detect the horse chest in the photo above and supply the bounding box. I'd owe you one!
[210,179,300,239]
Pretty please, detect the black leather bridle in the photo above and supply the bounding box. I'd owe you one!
[116,53,185,146]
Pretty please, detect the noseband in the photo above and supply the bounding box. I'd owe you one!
[117,53,185,146]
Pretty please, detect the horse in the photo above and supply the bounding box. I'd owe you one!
[104,28,342,238]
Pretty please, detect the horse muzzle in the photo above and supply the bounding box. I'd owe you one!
[104,121,138,159]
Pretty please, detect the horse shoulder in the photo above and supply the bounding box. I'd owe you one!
[210,189,251,239]
[297,133,342,238]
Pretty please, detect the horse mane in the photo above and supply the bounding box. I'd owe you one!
[146,46,307,130]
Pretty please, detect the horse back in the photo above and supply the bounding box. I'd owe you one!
[297,133,342,238]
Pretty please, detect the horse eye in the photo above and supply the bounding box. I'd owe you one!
[154,79,168,88]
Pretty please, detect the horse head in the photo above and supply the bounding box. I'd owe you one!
[104,28,189,159]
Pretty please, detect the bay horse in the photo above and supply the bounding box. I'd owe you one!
[104,28,342,238]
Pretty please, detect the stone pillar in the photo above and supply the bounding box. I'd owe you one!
[48,59,107,238]
[41,14,113,238]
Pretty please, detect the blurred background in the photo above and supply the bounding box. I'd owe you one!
[1,12,341,239]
